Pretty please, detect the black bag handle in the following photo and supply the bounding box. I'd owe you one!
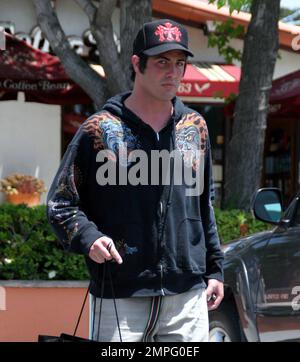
[73,279,91,337]
[73,260,122,342]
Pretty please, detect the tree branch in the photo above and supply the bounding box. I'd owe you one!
[74,0,96,22]
[91,0,129,94]
[33,0,108,108]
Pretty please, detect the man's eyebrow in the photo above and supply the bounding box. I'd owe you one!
[154,55,187,61]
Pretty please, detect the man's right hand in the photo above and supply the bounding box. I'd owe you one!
[88,236,123,264]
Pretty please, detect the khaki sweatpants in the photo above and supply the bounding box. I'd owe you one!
[89,288,208,342]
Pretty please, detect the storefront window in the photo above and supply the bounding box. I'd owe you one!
[263,118,296,204]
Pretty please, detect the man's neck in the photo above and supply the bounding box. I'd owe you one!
[125,92,174,133]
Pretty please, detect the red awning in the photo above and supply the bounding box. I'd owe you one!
[177,63,241,102]
[270,69,300,103]
[0,33,92,105]
[224,69,300,119]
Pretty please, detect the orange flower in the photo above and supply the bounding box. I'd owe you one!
[0,173,47,195]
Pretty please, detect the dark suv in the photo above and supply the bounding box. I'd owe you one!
[209,188,300,342]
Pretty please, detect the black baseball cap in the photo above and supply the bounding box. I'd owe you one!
[133,19,194,57]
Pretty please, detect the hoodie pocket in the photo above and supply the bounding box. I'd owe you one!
[177,217,206,272]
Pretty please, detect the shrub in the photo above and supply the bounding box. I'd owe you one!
[0,204,273,280]
[0,204,88,280]
[214,207,273,244]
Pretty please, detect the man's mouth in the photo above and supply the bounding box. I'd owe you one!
[161,83,177,88]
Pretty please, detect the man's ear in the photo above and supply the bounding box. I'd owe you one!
[131,55,140,74]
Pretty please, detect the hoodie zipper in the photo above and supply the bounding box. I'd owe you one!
[156,132,165,296]
[155,123,174,297]
[158,199,165,295]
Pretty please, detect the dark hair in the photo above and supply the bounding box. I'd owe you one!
[130,53,149,82]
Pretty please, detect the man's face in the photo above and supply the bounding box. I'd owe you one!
[135,50,187,101]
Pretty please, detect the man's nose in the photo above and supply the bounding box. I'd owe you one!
[166,63,177,77]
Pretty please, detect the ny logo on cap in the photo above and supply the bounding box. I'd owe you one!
[155,22,182,42]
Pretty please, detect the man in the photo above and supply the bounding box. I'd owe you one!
[47,19,224,342]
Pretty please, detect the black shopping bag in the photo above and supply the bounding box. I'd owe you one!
[38,333,92,342]
[37,262,122,342]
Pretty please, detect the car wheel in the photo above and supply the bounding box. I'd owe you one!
[209,302,241,342]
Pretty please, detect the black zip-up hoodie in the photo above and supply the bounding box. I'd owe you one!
[47,92,224,298]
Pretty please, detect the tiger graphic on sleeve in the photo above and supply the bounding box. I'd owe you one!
[175,112,208,171]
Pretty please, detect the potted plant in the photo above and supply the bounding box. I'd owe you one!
[0,173,47,207]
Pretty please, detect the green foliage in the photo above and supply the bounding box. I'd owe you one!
[207,0,252,65]
[208,0,252,14]
[0,204,272,280]
[207,19,244,64]
[214,207,273,244]
[208,0,283,66]
[0,204,89,280]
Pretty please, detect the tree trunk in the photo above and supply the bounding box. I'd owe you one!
[91,0,129,96]
[34,0,152,107]
[34,0,108,108]
[223,0,280,210]
[120,0,152,86]
[91,0,151,94]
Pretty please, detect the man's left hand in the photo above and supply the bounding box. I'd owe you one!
[206,279,224,311]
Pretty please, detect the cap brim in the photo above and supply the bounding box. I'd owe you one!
[142,43,194,57]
